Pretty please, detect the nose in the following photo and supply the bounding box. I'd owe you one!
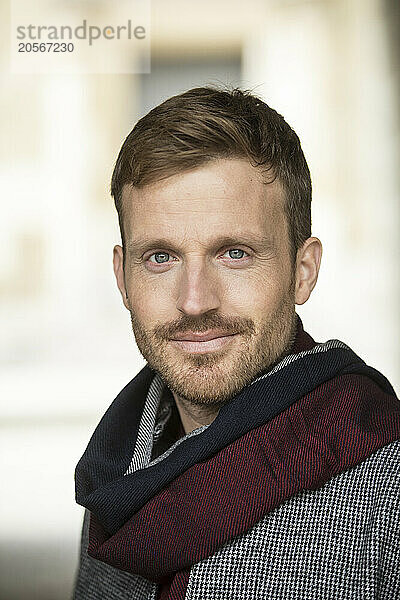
[176,260,220,316]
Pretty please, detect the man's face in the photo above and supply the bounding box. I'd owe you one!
[115,158,298,406]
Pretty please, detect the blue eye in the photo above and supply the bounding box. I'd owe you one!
[224,249,247,259]
[149,252,170,263]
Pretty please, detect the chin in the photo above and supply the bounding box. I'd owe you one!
[157,356,255,407]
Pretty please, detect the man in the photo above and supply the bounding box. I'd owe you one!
[74,87,400,600]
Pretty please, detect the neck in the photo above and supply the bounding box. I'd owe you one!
[172,392,220,434]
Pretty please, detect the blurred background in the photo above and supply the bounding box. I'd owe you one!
[1,0,399,598]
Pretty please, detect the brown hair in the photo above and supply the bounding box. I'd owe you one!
[111,86,312,264]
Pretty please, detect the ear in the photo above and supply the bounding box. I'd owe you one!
[113,245,130,310]
[294,237,323,305]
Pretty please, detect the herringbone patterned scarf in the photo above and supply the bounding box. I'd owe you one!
[75,316,400,599]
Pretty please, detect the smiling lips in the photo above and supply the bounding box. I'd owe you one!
[170,329,238,353]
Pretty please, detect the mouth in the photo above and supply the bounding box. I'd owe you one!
[169,330,239,354]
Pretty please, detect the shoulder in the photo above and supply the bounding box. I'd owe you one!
[357,439,400,483]
[311,439,400,525]
[359,439,400,506]
[327,439,400,493]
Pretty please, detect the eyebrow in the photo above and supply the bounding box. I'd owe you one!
[126,233,276,255]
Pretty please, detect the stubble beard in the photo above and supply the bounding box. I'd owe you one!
[128,284,297,408]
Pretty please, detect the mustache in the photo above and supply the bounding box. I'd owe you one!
[153,313,256,340]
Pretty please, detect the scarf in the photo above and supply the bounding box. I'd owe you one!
[75,315,400,599]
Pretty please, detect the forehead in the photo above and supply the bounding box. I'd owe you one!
[121,158,287,245]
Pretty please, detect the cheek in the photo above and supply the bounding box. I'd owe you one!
[127,276,176,325]
[223,271,286,314]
